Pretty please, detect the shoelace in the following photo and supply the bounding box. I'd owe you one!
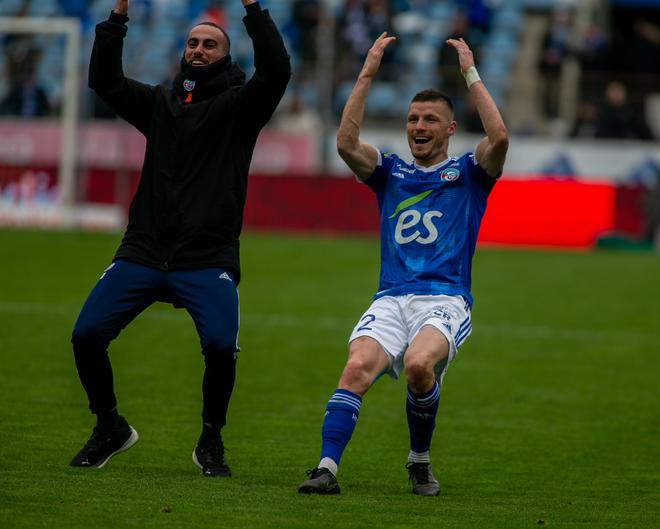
[406,462,431,484]
[305,467,332,479]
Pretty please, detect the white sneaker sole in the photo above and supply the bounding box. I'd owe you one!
[94,427,139,469]
[192,448,203,470]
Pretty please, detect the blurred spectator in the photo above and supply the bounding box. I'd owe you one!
[538,7,574,119]
[575,22,610,104]
[438,10,472,115]
[456,0,492,40]
[627,19,660,80]
[1,28,50,117]
[626,19,660,106]
[569,100,598,139]
[339,1,366,44]
[608,13,660,117]
[336,0,394,81]
[0,76,50,117]
[288,0,320,73]
[594,81,654,141]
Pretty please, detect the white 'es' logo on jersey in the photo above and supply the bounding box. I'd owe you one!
[389,189,443,245]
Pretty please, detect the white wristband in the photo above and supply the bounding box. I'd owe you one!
[463,66,481,88]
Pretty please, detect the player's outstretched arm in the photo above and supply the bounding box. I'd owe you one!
[337,32,396,181]
[90,0,156,135]
[446,38,508,178]
[113,0,128,15]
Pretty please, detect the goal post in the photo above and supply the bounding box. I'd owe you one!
[0,16,81,207]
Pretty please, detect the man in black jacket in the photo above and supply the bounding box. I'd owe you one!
[69,0,290,476]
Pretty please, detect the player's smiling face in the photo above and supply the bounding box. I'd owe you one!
[406,101,457,166]
[185,25,228,66]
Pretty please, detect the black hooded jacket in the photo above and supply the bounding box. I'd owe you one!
[89,3,291,283]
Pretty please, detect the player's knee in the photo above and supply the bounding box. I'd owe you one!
[71,318,106,349]
[404,357,434,388]
[202,334,237,359]
[339,358,372,393]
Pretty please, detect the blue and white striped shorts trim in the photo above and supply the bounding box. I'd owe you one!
[455,316,472,348]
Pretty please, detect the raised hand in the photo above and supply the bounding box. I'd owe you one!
[113,0,129,15]
[446,38,475,74]
[361,32,397,79]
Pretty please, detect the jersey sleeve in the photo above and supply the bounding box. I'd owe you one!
[363,150,396,192]
[465,152,497,195]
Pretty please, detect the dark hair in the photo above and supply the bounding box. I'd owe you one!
[194,21,231,53]
[411,89,454,113]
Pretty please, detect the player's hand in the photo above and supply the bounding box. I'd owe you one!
[361,32,396,79]
[446,38,475,74]
[113,0,129,15]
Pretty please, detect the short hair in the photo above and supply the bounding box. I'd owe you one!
[411,89,454,113]
[193,21,231,53]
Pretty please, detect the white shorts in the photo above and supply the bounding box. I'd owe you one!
[348,294,472,382]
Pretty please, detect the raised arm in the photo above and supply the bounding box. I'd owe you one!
[113,0,128,14]
[89,0,156,135]
[446,38,509,178]
[239,1,291,132]
[337,32,396,181]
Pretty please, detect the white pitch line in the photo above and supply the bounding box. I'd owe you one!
[0,300,657,345]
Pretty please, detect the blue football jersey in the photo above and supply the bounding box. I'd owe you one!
[364,150,496,306]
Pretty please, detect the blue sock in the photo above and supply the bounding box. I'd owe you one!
[406,382,440,454]
[320,389,362,470]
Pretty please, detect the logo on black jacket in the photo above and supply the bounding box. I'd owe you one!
[183,79,196,92]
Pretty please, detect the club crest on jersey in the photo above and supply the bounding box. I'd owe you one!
[183,79,196,92]
[440,167,460,181]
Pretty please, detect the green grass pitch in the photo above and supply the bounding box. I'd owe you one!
[0,229,658,528]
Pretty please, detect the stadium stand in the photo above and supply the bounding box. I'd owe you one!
[1,1,659,243]
[1,0,658,140]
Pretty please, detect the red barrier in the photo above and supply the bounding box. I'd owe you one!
[245,175,379,233]
[478,178,617,248]
[1,164,646,247]
[245,175,624,248]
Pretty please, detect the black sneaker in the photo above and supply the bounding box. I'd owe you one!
[69,416,138,468]
[192,437,231,477]
[298,468,340,495]
[406,462,440,496]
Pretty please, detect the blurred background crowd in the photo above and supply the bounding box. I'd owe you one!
[1,0,659,141]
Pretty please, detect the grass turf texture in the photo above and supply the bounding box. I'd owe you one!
[0,229,658,529]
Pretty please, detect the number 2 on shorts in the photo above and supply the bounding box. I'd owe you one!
[356,314,376,332]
